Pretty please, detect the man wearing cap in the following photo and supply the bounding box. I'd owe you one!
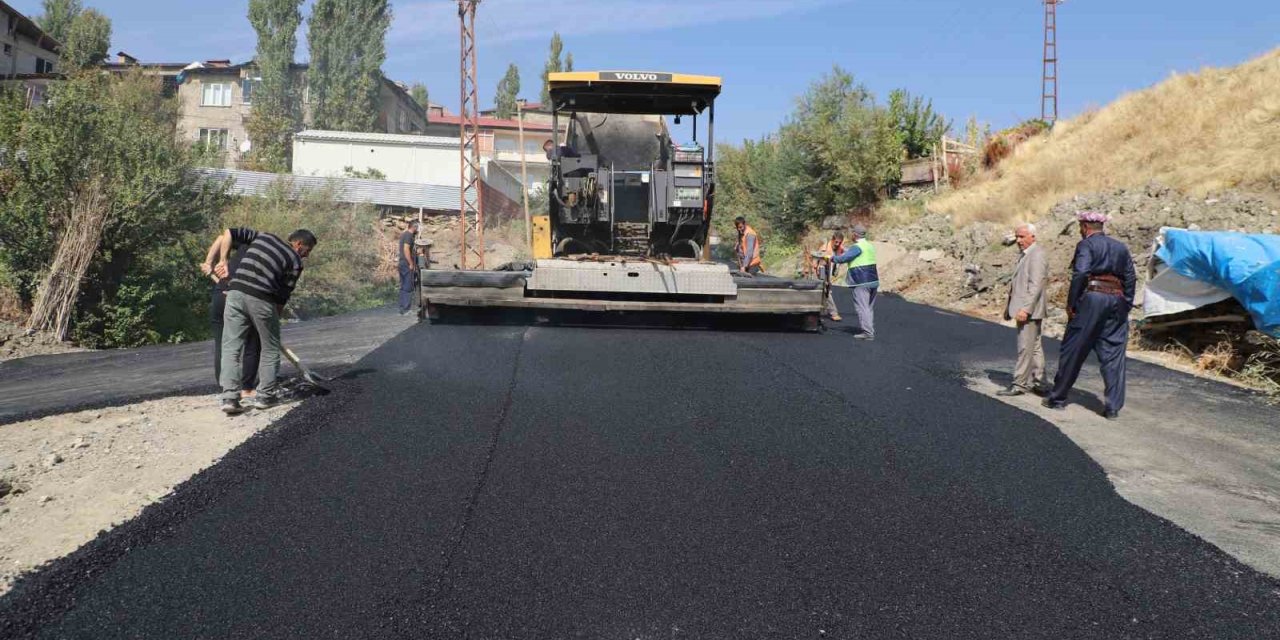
[830,224,879,340]
[1042,211,1137,419]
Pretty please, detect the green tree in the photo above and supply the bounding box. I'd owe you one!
[0,72,228,345]
[717,67,902,237]
[410,82,429,110]
[60,8,111,70]
[539,32,564,105]
[35,0,83,42]
[565,52,574,73]
[887,89,950,159]
[494,63,521,119]
[245,0,303,173]
[308,0,392,132]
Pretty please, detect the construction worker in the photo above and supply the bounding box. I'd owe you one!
[830,224,878,340]
[200,230,261,399]
[1042,211,1137,419]
[398,221,419,315]
[734,216,763,275]
[811,232,845,321]
[218,228,318,415]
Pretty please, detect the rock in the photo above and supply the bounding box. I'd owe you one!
[0,478,12,499]
[70,437,90,449]
[43,453,63,469]
[918,249,945,263]
[38,495,52,505]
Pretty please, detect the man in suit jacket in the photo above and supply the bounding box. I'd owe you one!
[998,223,1050,397]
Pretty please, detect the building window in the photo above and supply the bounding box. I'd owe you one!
[201,82,233,107]
[35,58,54,74]
[398,110,408,133]
[198,128,229,151]
[494,136,519,152]
[524,139,546,155]
[3,44,12,56]
[241,77,261,104]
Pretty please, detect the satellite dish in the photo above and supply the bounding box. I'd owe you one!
[240,139,252,153]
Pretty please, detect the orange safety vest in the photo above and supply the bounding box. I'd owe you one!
[738,225,762,269]
[818,239,845,282]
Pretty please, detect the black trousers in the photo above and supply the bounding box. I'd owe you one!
[1047,291,1128,412]
[211,288,261,391]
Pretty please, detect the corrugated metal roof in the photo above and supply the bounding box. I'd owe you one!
[195,168,473,211]
[293,129,461,147]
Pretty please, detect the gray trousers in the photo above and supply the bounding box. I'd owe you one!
[851,286,877,337]
[1014,319,1045,390]
[220,290,283,400]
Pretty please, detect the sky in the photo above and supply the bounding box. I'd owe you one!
[13,0,1279,144]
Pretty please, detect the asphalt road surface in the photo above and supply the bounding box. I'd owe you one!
[0,307,414,425]
[3,293,1279,638]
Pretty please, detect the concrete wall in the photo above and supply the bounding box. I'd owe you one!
[292,135,460,185]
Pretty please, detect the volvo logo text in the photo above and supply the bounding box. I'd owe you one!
[609,72,669,82]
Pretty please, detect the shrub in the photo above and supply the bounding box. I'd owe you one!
[219,181,394,320]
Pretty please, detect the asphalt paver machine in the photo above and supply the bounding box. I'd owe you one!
[420,71,823,328]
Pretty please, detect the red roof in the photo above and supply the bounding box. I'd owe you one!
[429,114,554,132]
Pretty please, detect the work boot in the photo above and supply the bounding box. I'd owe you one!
[1101,409,1120,420]
[248,395,277,410]
[830,314,843,322]
[853,333,874,341]
[220,398,244,415]
[1031,382,1052,397]
[996,386,1025,397]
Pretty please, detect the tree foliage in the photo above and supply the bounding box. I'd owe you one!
[494,63,521,119]
[410,82,429,110]
[0,73,228,346]
[539,32,565,105]
[888,89,950,159]
[308,0,391,132]
[60,8,111,70]
[716,67,902,237]
[245,0,303,173]
[35,0,82,42]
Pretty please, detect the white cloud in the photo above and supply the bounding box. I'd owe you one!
[391,0,848,48]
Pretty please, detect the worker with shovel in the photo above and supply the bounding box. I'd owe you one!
[215,228,318,415]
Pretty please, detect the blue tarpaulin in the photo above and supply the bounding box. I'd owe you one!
[1154,229,1280,336]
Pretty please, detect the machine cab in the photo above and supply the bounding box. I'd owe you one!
[544,71,721,260]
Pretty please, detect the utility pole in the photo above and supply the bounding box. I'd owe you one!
[1041,0,1062,124]
[458,0,484,269]
[517,99,531,252]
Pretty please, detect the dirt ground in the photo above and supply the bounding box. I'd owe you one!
[0,395,294,595]
[0,321,84,363]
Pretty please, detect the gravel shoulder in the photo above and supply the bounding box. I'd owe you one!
[0,395,295,595]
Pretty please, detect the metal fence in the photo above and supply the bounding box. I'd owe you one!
[194,168,476,212]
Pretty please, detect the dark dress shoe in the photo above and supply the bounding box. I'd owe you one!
[1041,398,1066,411]
[1031,384,1051,397]
[996,387,1025,397]
[1102,410,1120,420]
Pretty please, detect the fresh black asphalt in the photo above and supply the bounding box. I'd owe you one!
[0,306,413,425]
[3,292,1278,638]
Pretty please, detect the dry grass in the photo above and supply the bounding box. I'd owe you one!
[933,48,1280,225]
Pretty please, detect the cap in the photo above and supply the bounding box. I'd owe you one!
[1076,210,1110,223]
[851,223,868,236]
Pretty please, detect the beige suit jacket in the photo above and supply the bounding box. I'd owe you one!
[1006,242,1048,320]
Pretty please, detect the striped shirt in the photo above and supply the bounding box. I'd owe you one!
[228,228,303,305]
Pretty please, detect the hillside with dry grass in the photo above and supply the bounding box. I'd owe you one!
[932,48,1280,224]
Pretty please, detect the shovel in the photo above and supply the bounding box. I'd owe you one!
[282,345,332,389]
